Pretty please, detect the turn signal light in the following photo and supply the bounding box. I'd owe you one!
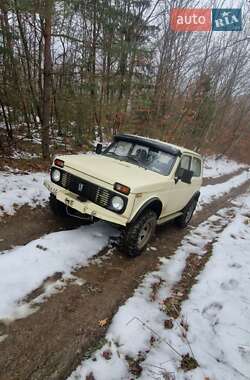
[54,159,64,168]
[114,182,130,195]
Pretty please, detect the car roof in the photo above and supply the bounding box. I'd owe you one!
[114,134,201,158]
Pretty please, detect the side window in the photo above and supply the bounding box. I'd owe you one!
[176,155,191,177]
[180,155,191,170]
[191,157,201,177]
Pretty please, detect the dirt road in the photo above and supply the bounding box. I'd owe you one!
[0,175,249,380]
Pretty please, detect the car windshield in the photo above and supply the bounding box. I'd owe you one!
[103,140,176,176]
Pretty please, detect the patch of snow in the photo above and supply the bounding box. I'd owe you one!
[92,139,110,149]
[0,171,49,217]
[203,155,247,178]
[22,136,42,145]
[9,150,39,159]
[0,334,8,343]
[0,222,117,321]
[67,206,235,380]
[140,193,250,380]
[198,169,250,211]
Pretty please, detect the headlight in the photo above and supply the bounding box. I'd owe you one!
[51,168,61,182]
[111,195,124,211]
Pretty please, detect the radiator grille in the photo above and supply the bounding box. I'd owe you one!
[51,168,127,214]
[53,170,112,208]
[95,187,110,207]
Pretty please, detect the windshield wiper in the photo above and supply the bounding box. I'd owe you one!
[106,153,146,169]
[105,152,118,157]
[105,152,127,162]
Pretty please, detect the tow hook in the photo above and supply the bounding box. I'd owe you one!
[66,206,94,222]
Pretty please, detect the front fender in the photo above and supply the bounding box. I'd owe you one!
[128,196,163,225]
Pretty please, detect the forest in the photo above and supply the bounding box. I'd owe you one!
[1,2,250,379]
[0,0,250,162]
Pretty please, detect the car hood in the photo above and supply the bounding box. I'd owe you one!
[56,154,170,192]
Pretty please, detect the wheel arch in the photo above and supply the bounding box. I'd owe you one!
[182,190,201,212]
[129,197,163,225]
[193,190,201,201]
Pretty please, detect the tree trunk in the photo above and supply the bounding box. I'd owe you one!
[41,0,53,159]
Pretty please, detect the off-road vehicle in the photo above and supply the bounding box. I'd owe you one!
[44,134,203,256]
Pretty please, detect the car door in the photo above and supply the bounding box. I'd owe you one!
[166,154,194,214]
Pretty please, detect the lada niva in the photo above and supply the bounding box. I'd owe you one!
[44,134,202,256]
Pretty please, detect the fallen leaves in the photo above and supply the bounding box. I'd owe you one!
[102,349,112,360]
[180,353,199,372]
[164,319,174,329]
[98,318,108,327]
[126,355,144,377]
[85,372,95,380]
[150,277,165,301]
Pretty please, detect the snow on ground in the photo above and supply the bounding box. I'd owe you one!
[203,155,247,178]
[9,149,39,159]
[0,122,6,129]
[68,193,250,380]
[0,222,117,322]
[0,171,49,217]
[198,169,250,211]
[168,195,250,380]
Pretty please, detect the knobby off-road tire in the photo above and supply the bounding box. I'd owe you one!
[49,193,68,217]
[176,198,197,228]
[120,209,157,257]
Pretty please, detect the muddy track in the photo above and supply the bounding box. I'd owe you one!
[202,168,245,186]
[0,179,250,380]
[0,207,83,252]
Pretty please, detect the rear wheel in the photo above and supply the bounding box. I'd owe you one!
[120,210,157,257]
[176,198,197,228]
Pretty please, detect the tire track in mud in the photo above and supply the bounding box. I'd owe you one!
[202,168,245,186]
[0,207,83,252]
[0,180,250,380]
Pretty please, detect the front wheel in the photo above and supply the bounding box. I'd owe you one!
[176,198,197,228]
[120,210,157,257]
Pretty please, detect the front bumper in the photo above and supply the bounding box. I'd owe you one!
[44,179,128,226]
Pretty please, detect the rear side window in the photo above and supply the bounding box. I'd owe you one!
[179,155,191,170]
[191,157,201,177]
[176,155,191,177]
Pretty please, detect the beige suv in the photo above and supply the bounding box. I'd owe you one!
[44,134,202,256]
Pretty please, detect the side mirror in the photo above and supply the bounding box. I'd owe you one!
[175,169,193,184]
[95,143,102,155]
[181,169,193,184]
